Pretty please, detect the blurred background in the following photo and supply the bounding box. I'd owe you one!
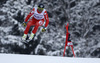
[0,0,100,58]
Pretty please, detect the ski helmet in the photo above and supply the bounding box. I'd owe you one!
[38,4,44,8]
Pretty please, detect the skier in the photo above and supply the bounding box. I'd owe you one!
[22,4,49,40]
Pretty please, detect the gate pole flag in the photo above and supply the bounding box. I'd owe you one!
[63,23,75,57]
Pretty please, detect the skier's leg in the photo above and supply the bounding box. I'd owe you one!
[24,21,33,34]
[22,21,33,40]
[29,20,44,40]
[32,20,44,34]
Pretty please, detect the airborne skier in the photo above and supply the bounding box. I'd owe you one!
[22,4,49,40]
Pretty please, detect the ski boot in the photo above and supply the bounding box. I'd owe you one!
[29,33,34,40]
[22,34,27,41]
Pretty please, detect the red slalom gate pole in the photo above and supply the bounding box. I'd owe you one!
[63,44,67,56]
[71,46,75,57]
[63,32,69,56]
[63,23,75,57]
[63,23,69,57]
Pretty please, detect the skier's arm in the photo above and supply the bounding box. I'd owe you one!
[44,11,49,27]
[25,8,35,22]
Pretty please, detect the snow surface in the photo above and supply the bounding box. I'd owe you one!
[0,54,100,63]
[0,0,100,58]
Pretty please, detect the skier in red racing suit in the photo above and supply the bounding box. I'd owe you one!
[22,4,49,40]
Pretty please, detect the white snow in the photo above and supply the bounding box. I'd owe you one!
[0,54,100,63]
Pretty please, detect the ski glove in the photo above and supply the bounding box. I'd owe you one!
[23,22,27,27]
[42,27,47,32]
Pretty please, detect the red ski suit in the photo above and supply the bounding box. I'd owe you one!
[24,7,49,34]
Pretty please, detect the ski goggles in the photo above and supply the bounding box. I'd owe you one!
[38,7,44,11]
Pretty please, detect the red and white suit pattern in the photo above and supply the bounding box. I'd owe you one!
[24,7,49,34]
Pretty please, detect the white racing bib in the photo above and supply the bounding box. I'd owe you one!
[33,7,46,20]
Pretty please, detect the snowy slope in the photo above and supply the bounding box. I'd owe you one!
[0,54,100,63]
